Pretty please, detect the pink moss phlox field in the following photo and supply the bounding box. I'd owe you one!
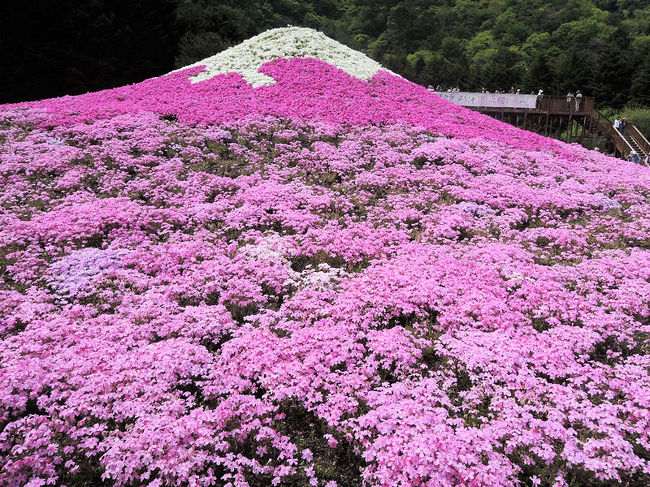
[1,58,649,487]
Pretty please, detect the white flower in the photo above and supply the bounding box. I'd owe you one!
[173,27,395,86]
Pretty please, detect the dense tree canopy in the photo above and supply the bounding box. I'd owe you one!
[1,0,648,108]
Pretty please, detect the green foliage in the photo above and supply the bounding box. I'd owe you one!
[335,0,650,104]
[631,56,650,106]
[175,31,232,67]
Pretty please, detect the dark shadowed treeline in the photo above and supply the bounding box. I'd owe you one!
[1,0,648,108]
[0,1,180,104]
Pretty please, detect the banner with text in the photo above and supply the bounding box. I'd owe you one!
[433,92,539,109]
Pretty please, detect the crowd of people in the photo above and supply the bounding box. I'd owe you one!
[428,84,544,95]
[427,85,596,103]
[428,86,592,109]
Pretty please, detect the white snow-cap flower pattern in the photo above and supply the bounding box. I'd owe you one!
[174,27,394,86]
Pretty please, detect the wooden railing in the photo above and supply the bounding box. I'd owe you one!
[591,109,636,158]
[590,108,650,160]
[535,95,594,114]
[628,125,650,157]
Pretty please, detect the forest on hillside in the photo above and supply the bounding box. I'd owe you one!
[1,0,648,109]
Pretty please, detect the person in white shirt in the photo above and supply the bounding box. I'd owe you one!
[575,90,583,110]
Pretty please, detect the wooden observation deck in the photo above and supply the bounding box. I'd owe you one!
[432,92,650,163]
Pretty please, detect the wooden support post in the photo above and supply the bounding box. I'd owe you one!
[523,111,528,131]
[469,97,623,150]
[544,113,548,136]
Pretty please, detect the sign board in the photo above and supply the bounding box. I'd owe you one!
[433,91,539,109]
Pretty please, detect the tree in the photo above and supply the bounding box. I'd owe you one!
[630,56,650,106]
[524,54,554,92]
[593,28,634,108]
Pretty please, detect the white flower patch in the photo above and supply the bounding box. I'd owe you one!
[174,27,393,86]
[294,263,349,291]
[240,233,291,262]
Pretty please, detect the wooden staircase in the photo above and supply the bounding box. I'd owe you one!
[624,134,644,156]
[577,109,649,164]
[623,125,650,163]
[441,92,650,165]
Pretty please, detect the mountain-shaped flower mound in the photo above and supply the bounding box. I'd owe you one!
[1,27,649,487]
[176,27,391,86]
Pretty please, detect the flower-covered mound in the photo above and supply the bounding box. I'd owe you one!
[1,28,649,487]
[175,26,391,86]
